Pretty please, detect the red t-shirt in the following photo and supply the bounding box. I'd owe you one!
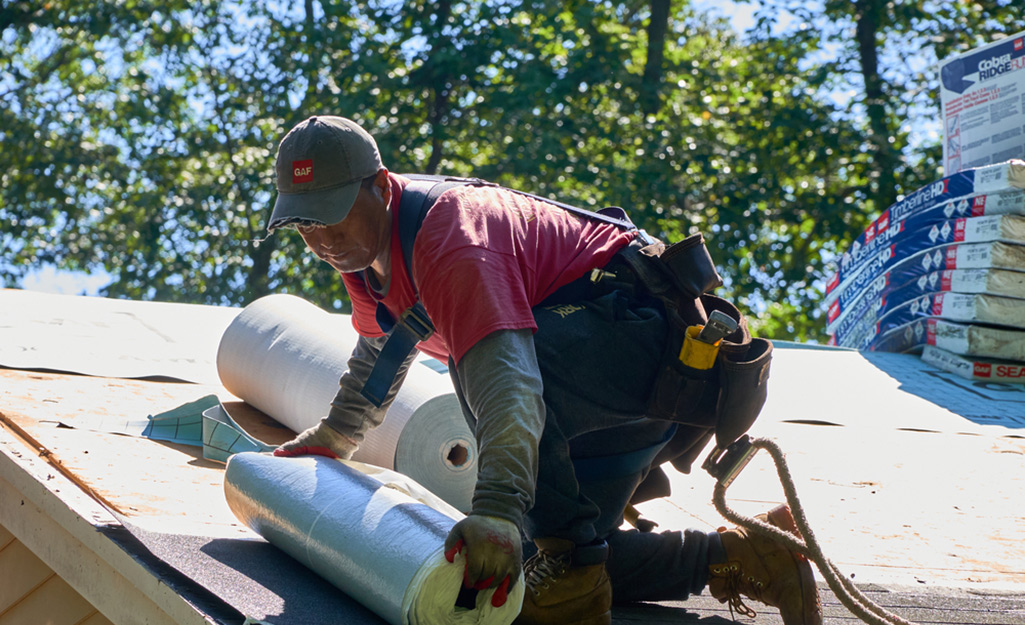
[342,175,636,363]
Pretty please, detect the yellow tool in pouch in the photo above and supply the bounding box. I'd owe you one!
[679,325,721,370]
[678,310,738,370]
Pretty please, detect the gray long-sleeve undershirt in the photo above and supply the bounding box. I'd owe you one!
[324,328,545,527]
[453,328,545,528]
[323,334,416,444]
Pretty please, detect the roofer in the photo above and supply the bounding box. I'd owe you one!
[267,115,821,625]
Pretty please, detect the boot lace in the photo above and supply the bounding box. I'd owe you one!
[709,562,759,619]
[523,550,570,595]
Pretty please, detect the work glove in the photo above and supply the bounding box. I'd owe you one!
[444,514,521,608]
[273,420,358,460]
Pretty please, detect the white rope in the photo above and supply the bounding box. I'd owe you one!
[711,437,919,625]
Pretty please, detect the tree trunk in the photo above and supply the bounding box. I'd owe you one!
[246,235,275,302]
[854,0,899,209]
[641,0,670,115]
[424,0,453,175]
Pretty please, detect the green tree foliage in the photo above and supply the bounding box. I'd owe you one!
[3,1,1019,341]
[0,0,299,304]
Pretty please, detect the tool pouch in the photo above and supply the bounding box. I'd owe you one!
[629,295,772,509]
[614,233,721,313]
[647,295,772,447]
[714,332,772,447]
[615,233,773,510]
[628,230,772,446]
[659,233,724,299]
[613,234,772,448]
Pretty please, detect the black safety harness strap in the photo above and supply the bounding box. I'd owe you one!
[358,174,638,407]
[359,176,470,406]
[358,175,769,497]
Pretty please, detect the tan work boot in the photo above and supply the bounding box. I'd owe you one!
[514,538,611,625]
[708,505,822,625]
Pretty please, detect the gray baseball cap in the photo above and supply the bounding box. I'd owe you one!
[267,115,382,232]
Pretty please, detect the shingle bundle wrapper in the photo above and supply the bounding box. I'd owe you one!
[921,345,1025,382]
[216,294,477,511]
[830,241,1025,349]
[830,267,1025,344]
[224,452,523,625]
[824,160,1025,382]
[871,318,1025,362]
[826,161,1025,308]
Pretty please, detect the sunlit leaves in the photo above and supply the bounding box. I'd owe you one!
[7,1,1015,341]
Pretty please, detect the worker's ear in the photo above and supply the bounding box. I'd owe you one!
[372,167,391,204]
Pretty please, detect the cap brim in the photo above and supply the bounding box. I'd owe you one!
[266,181,361,232]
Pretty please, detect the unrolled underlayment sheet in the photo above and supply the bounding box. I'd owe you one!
[0,288,240,385]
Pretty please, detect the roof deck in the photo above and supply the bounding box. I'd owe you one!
[2,288,1024,624]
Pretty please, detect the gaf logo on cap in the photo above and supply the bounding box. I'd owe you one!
[293,159,314,184]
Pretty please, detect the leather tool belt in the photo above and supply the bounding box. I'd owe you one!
[611,234,773,452]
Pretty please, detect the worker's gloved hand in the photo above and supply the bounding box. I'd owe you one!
[273,420,358,460]
[444,514,521,607]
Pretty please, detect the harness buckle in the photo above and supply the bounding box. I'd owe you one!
[590,268,617,283]
[702,435,758,488]
[399,304,435,342]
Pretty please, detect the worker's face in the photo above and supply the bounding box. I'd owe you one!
[298,172,391,275]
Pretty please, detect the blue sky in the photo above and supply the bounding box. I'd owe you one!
[20,264,113,295]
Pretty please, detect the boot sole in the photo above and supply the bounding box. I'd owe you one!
[766,504,823,625]
[564,611,611,625]
[517,610,610,625]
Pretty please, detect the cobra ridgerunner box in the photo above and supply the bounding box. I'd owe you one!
[940,30,1025,174]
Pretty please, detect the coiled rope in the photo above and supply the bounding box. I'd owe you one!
[712,437,918,625]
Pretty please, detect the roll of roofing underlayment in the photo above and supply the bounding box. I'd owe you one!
[216,294,477,512]
[224,452,523,625]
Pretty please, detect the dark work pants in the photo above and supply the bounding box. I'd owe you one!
[525,286,715,601]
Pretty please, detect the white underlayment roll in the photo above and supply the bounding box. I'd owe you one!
[224,452,523,625]
[216,294,477,512]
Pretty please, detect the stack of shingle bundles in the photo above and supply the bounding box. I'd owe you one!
[828,222,1025,349]
[824,159,1025,383]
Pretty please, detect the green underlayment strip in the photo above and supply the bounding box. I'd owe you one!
[56,394,274,463]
